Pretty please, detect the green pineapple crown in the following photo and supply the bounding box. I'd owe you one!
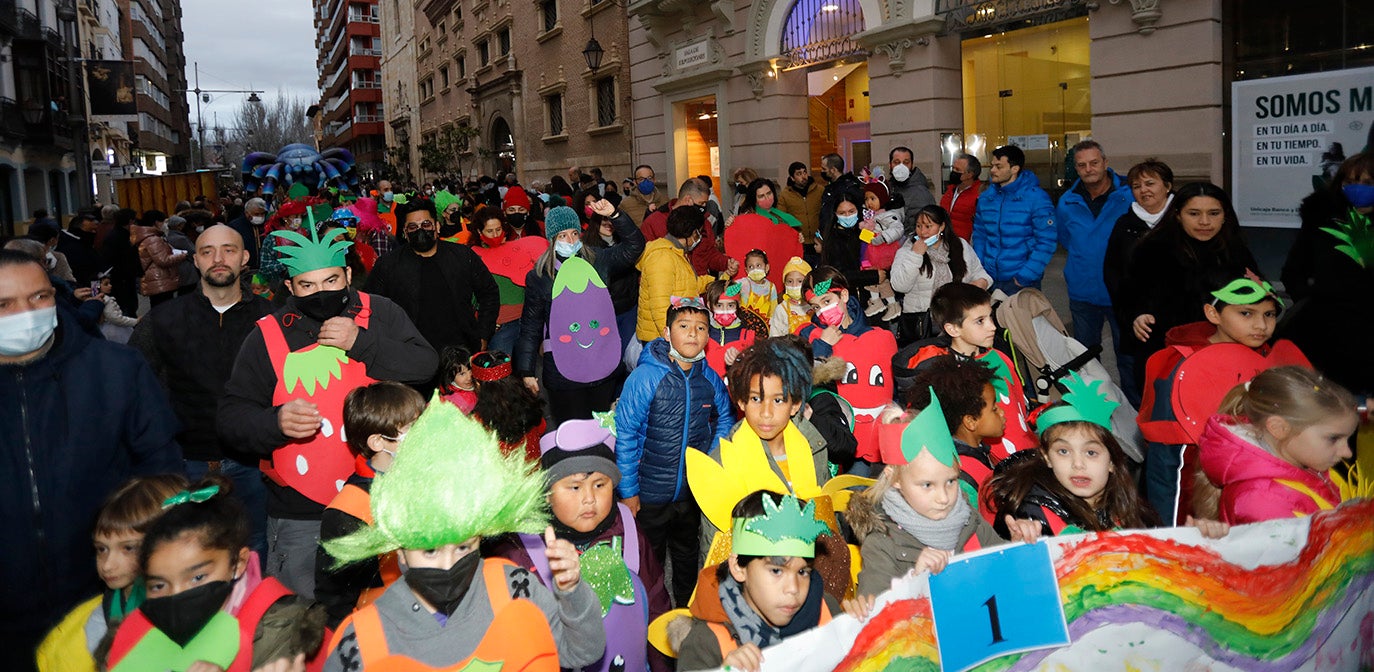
[1320,207,1373,269]
[269,200,352,277]
[731,494,829,558]
[1034,371,1119,433]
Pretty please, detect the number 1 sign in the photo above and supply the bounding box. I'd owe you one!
[928,542,1070,672]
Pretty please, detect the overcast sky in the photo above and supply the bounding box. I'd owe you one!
[179,1,321,124]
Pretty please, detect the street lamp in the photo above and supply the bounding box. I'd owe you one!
[177,62,264,170]
[582,38,604,71]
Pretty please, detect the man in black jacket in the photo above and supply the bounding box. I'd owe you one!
[217,221,437,599]
[131,225,274,558]
[364,198,500,358]
[0,250,181,671]
[57,210,103,284]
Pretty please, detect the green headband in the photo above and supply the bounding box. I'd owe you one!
[269,198,353,277]
[1210,278,1283,308]
[1035,372,1119,433]
[877,387,958,467]
[323,398,549,566]
[730,494,829,558]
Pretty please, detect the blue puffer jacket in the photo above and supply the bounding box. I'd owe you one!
[972,171,1057,286]
[1056,171,1134,306]
[615,337,733,504]
[0,307,181,659]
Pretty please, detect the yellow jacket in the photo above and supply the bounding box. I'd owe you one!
[36,594,101,672]
[635,237,712,341]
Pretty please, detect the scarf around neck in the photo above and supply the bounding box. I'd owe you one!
[882,487,970,551]
[718,570,823,649]
[1130,193,1173,227]
[924,240,955,288]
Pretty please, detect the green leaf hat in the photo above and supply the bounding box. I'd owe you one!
[730,494,831,558]
[1034,371,1119,433]
[324,398,549,566]
[268,202,353,277]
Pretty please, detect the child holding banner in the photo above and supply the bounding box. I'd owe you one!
[846,392,1040,601]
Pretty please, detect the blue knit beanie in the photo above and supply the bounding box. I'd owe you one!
[544,206,582,242]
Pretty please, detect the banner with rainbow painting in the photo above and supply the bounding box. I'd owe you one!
[736,499,1373,672]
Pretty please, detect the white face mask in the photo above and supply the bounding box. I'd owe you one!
[0,306,58,356]
[892,164,911,182]
[44,252,56,270]
[250,215,266,226]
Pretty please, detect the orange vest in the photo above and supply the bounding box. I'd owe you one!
[704,601,832,659]
[324,482,402,609]
[328,558,558,671]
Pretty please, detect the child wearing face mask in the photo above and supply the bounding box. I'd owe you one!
[489,418,673,672]
[314,382,427,628]
[738,249,778,323]
[37,475,188,672]
[704,279,766,378]
[796,266,871,359]
[323,401,606,671]
[103,478,329,672]
[769,257,814,337]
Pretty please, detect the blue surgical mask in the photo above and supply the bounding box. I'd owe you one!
[837,213,859,228]
[1343,183,1374,208]
[555,240,583,258]
[923,233,941,246]
[637,178,655,196]
[382,191,394,202]
[0,306,58,356]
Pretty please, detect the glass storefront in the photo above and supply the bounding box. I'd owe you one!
[958,17,1092,196]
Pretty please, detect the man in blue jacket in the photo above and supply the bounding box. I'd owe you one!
[973,145,1057,294]
[615,299,733,606]
[0,250,181,671]
[1056,140,1135,384]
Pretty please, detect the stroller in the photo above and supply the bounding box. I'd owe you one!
[892,288,1144,463]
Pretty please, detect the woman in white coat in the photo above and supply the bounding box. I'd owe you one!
[889,204,991,344]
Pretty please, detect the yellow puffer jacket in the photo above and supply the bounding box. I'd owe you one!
[36,594,101,672]
[635,237,712,341]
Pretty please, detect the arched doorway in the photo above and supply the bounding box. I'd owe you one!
[490,117,515,177]
[777,0,871,173]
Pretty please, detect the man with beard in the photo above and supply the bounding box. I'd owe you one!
[130,225,274,558]
[365,198,500,356]
[218,218,437,598]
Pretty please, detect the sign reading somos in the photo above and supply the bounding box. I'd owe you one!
[1231,65,1374,228]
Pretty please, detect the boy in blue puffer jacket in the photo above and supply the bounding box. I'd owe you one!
[973,144,1057,295]
[616,297,734,607]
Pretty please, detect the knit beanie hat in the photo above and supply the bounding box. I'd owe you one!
[539,417,620,487]
[863,181,890,209]
[503,186,533,211]
[544,206,582,242]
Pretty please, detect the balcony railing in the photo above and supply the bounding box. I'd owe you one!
[324,93,348,114]
[0,0,18,36]
[352,80,381,89]
[42,25,61,47]
[349,46,382,56]
[16,7,39,39]
[354,114,383,123]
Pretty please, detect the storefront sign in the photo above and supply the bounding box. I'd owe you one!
[674,39,711,71]
[1231,66,1374,228]
[1007,134,1050,151]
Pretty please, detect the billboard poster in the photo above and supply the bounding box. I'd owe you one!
[86,60,138,117]
[1231,65,1374,228]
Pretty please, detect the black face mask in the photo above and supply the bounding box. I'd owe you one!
[440,221,464,238]
[948,171,962,185]
[405,551,481,617]
[293,287,351,322]
[820,172,833,182]
[507,213,527,230]
[406,229,437,252]
[140,579,234,647]
[734,183,748,195]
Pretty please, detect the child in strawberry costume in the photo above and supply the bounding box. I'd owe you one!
[218,202,438,601]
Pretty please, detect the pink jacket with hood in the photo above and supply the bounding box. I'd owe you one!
[1198,415,1340,525]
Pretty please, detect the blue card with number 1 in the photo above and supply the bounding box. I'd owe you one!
[928,542,1070,672]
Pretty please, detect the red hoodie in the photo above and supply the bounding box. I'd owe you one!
[1198,415,1340,525]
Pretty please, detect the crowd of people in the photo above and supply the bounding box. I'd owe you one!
[2,142,1370,672]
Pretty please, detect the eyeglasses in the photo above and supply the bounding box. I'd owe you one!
[403,221,436,233]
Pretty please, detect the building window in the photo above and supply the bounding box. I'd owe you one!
[478,40,489,66]
[457,55,466,78]
[545,94,564,136]
[453,4,462,22]
[498,29,510,56]
[540,0,557,32]
[596,77,616,126]
[439,66,450,89]
[420,77,435,101]
[438,20,446,34]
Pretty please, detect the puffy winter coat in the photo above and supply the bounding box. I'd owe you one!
[1199,415,1341,525]
[635,237,711,341]
[1056,172,1134,306]
[0,308,181,660]
[972,171,1056,286]
[131,225,182,295]
[614,338,733,504]
[888,237,991,313]
[939,181,982,241]
[777,178,824,244]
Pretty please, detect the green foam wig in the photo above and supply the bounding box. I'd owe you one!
[324,398,549,566]
[268,201,352,277]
